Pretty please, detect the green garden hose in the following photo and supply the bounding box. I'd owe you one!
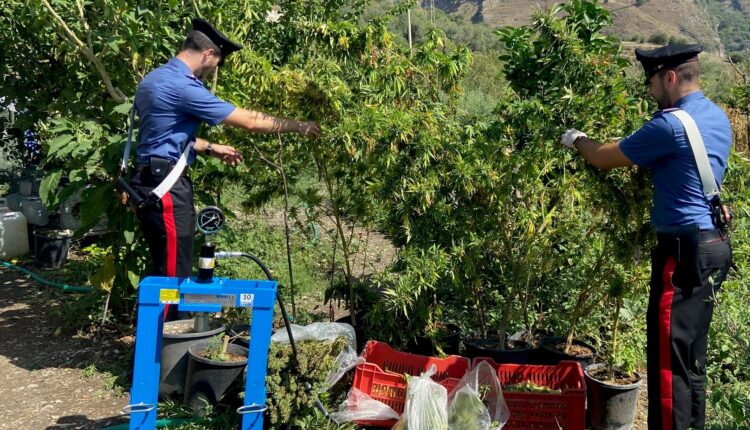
[0,260,94,293]
[302,202,319,242]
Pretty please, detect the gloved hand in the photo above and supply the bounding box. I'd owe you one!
[560,129,587,149]
[297,121,321,137]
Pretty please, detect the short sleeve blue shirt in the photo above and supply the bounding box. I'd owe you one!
[134,58,235,165]
[620,91,732,231]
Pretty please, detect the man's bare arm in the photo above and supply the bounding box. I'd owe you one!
[574,137,634,170]
[222,108,320,136]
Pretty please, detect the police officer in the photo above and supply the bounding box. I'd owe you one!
[560,44,733,430]
[131,18,320,319]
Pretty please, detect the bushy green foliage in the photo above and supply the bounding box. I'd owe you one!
[647,32,669,45]
[458,52,509,118]
[722,59,750,114]
[705,151,750,429]
[700,55,738,101]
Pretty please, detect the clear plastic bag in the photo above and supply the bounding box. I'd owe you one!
[329,387,400,424]
[324,345,365,389]
[448,385,491,430]
[402,365,449,430]
[447,360,510,430]
[270,322,356,350]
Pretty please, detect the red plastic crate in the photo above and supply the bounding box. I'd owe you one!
[474,357,586,430]
[351,340,471,426]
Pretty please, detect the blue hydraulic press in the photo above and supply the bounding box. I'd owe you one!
[124,206,287,430]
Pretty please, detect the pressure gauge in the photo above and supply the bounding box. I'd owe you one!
[196,206,225,235]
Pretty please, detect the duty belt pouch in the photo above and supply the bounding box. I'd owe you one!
[672,229,702,290]
[149,156,172,180]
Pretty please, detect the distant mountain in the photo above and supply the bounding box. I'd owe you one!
[429,0,750,55]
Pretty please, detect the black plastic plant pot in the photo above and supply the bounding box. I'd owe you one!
[184,341,249,413]
[509,328,555,345]
[159,319,226,398]
[334,315,367,353]
[440,324,462,355]
[407,324,462,356]
[584,363,643,430]
[464,334,532,364]
[537,336,597,367]
[33,228,73,268]
[228,324,251,349]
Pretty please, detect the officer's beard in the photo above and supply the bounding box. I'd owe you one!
[655,93,671,110]
[197,66,217,82]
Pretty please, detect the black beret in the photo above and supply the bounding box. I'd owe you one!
[635,44,702,80]
[192,18,243,66]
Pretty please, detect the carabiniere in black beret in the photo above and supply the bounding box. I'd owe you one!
[191,18,243,66]
[635,43,703,81]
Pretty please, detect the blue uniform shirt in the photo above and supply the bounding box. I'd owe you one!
[134,58,235,165]
[620,91,732,231]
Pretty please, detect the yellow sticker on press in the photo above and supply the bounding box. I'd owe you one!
[199,257,215,269]
[160,289,180,304]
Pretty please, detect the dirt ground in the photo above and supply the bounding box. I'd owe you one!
[0,267,129,430]
[0,264,649,430]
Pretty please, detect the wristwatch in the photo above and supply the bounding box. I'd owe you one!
[206,142,213,156]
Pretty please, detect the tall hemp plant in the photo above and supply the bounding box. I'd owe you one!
[217,0,473,328]
[486,0,652,352]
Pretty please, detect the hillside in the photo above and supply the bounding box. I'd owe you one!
[431,0,750,54]
[700,0,750,55]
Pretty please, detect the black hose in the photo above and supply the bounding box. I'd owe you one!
[236,253,300,371]
[307,382,331,419]
[235,253,332,424]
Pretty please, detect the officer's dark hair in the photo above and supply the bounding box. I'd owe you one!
[674,60,700,85]
[655,61,700,88]
[182,30,221,57]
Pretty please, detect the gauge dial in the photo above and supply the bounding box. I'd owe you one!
[196,206,225,235]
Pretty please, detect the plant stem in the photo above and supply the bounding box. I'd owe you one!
[609,297,622,380]
[318,157,356,326]
[497,298,512,350]
[101,291,111,328]
[277,134,297,320]
[474,281,488,338]
[328,230,338,321]
[222,335,230,355]
[565,249,606,353]
[522,277,532,344]
[361,230,370,276]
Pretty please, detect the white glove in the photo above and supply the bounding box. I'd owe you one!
[560,129,587,149]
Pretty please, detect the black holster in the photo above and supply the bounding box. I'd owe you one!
[115,176,145,209]
[656,227,701,288]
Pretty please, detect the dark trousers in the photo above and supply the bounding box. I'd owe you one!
[647,229,732,430]
[131,169,195,320]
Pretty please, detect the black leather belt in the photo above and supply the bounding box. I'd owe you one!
[657,228,724,245]
[134,159,189,177]
[697,228,724,242]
